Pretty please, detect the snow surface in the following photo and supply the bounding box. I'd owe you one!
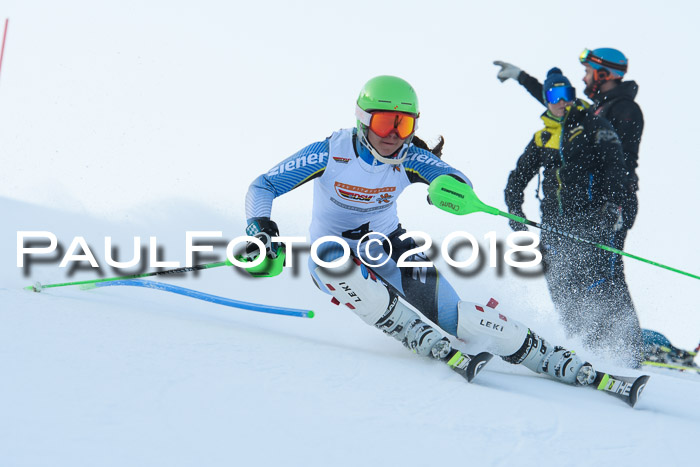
[3,199,700,467]
[2,1,700,466]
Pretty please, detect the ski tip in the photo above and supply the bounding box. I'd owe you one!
[466,352,494,382]
[594,372,651,408]
[627,375,651,408]
[475,351,494,364]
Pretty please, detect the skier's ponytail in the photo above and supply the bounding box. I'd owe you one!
[412,135,445,159]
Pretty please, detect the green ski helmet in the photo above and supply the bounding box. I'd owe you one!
[354,75,419,165]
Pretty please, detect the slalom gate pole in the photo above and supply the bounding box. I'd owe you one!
[0,19,8,81]
[82,279,314,318]
[428,175,700,281]
[25,260,231,292]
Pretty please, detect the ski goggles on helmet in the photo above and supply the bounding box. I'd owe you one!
[355,105,417,139]
[579,48,594,64]
[579,48,628,74]
[545,85,575,104]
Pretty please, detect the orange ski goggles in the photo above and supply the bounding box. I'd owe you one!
[356,105,418,139]
[368,111,416,139]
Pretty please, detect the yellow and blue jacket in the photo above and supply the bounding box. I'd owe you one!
[505,100,629,221]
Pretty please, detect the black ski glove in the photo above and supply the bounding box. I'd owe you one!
[243,217,280,260]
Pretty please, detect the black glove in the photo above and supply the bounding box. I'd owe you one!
[508,210,528,232]
[601,202,624,232]
[243,218,280,260]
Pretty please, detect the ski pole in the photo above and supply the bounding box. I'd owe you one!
[83,279,314,318]
[428,175,700,281]
[25,243,288,292]
[25,260,232,292]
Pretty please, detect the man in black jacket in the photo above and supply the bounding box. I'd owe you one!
[495,48,643,237]
[504,68,643,367]
[579,48,643,238]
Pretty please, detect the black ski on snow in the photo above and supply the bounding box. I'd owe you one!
[444,350,493,383]
[591,372,650,408]
[444,347,649,406]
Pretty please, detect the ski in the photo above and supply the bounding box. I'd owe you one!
[591,372,650,408]
[445,350,493,383]
[642,360,700,374]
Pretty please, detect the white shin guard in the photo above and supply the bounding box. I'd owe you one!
[314,262,390,326]
[314,262,451,359]
[456,301,530,357]
[456,300,595,385]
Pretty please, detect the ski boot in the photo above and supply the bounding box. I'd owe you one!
[454,300,595,386]
[375,292,452,359]
[313,259,496,382]
[509,331,597,386]
[313,260,451,359]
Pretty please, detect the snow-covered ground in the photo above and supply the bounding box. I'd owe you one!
[2,1,700,466]
[3,197,699,467]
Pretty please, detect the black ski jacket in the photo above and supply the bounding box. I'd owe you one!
[517,71,644,191]
[590,82,643,189]
[505,101,630,222]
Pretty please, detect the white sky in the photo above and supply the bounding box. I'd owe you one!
[2,0,699,345]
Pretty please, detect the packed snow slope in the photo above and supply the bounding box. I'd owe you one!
[2,197,699,467]
[2,1,700,465]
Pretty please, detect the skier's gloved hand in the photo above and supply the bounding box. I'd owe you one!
[601,202,624,232]
[493,61,522,83]
[426,173,470,207]
[243,217,280,260]
[508,209,528,232]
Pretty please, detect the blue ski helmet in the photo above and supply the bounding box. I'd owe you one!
[579,48,628,78]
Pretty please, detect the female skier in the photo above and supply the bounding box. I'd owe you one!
[244,75,610,388]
